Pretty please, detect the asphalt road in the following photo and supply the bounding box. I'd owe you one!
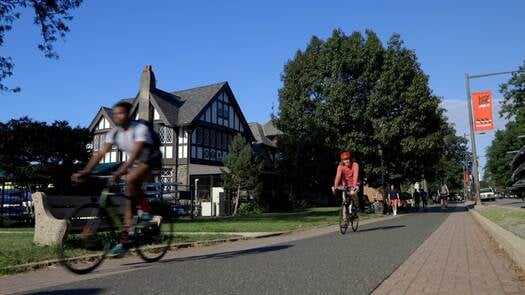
[24,207,453,295]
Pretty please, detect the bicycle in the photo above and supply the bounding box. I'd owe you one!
[59,175,174,274]
[334,186,359,234]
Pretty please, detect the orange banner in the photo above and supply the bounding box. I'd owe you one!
[472,91,494,132]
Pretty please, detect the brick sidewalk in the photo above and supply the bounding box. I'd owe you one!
[373,208,525,295]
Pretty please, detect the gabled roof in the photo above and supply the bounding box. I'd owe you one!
[263,120,283,137]
[249,122,276,148]
[88,107,115,132]
[150,89,183,126]
[172,82,227,125]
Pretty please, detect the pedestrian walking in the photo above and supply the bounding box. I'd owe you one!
[438,183,449,209]
[389,185,400,216]
[413,189,421,210]
[421,190,428,208]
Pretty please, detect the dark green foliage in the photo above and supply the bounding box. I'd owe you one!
[500,62,525,119]
[277,29,456,200]
[0,117,90,193]
[222,135,263,215]
[0,0,83,92]
[485,65,525,189]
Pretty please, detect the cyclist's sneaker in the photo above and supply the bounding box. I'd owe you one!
[138,212,153,225]
[108,243,128,258]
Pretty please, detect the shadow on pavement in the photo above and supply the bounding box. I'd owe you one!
[357,225,406,233]
[26,288,103,295]
[122,245,293,267]
[400,205,467,214]
[166,245,293,263]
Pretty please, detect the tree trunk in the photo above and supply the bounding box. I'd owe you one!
[233,184,241,216]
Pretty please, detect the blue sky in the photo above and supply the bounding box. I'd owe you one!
[1,0,524,173]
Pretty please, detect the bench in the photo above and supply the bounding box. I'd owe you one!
[33,184,180,246]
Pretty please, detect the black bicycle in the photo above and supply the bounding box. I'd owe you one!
[335,186,359,234]
[59,176,174,274]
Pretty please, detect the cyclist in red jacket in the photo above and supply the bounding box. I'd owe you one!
[332,151,360,208]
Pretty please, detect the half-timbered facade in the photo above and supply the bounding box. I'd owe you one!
[88,66,254,197]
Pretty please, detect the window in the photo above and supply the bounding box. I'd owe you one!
[94,135,100,151]
[159,126,173,143]
[191,129,196,144]
[160,146,173,159]
[203,148,209,160]
[222,133,228,149]
[97,117,110,130]
[196,127,203,145]
[154,108,160,120]
[229,106,234,128]
[191,146,196,158]
[203,129,209,146]
[217,131,222,149]
[197,147,203,159]
[210,130,216,148]
[206,108,211,122]
[212,101,217,124]
[160,169,173,184]
[178,127,188,158]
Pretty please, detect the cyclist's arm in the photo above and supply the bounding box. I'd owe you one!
[82,143,113,173]
[115,141,145,175]
[352,162,359,188]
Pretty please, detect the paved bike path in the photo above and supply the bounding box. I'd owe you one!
[17,208,451,295]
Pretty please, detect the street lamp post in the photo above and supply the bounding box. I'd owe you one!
[465,69,525,206]
[192,178,199,218]
[378,144,386,213]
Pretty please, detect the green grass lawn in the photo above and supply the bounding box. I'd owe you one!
[173,207,383,233]
[477,206,525,239]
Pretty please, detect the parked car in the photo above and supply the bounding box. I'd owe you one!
[480,187,496,202]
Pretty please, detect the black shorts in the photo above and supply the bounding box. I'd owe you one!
[439,195,448,201]
[137,147,162,170]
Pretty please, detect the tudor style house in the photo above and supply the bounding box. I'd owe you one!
[88,65,254,197]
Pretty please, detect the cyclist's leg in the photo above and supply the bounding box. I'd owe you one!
[127,163,152,225]
[342,191,348,220]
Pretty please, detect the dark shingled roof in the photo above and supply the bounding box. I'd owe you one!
[150,89,183,126]
[249,122,276,148]
[91,81,234,129]
[172,82,227,125]
[263,120,283,137]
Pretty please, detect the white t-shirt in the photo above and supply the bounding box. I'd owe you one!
[105,121,153,153]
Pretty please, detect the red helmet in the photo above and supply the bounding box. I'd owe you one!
[340,151,351,161]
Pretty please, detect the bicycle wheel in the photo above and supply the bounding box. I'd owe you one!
[136,215,174,262]
[59,204,118,274]
[350,207,359,232]
[339,204,349,235]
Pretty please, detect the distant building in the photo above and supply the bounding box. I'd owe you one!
[88,65,254,197]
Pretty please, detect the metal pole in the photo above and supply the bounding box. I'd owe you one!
[465,74,481,205]
[1,180,4,216]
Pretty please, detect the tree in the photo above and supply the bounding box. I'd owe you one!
[0,0,83,92]
[222,135,262,216]
[485,65,525,189]
[431,124,468,192]
[485,113,525,189]
[277,29,451,202]
[0,117,90,193]
[500,61,525,119]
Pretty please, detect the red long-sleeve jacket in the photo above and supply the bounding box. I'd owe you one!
[334,162,360,188]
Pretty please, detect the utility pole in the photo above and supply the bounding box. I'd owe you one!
[465,69,525,205]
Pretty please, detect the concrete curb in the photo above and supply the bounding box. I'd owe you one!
[469,208,525,271]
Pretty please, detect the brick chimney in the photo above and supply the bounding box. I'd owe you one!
[137,65,156,121]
